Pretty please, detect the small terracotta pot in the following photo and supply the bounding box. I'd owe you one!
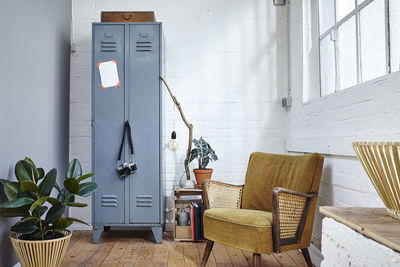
[193,169,213,188]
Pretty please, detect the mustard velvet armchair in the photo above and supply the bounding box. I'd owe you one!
[200,152,324,267]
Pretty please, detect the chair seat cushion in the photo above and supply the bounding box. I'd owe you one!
[203,208,274,254]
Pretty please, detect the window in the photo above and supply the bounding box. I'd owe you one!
[318,0,399,96]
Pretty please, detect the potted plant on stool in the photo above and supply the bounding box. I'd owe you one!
[189,137,218,188]
[0,157,97,267]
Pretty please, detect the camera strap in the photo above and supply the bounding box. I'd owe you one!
[118,121,135,162]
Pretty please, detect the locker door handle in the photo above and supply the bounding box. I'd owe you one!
[121,14,132,20]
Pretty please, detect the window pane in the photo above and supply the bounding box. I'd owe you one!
[390,0,400,72]
[336,0,355,21]
[319,0,335,35]
[320,35,336,96]
[338,16,357,90]
[360,0,386,81]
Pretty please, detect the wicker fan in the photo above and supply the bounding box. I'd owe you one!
[353,142,400,219]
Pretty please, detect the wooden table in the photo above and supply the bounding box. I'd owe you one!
[320,206,400,252]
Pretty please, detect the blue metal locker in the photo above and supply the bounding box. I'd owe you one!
[91,22,163,244]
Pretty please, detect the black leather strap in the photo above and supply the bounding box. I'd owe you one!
[118,121,134,161]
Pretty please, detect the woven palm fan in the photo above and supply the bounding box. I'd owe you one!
[353,142,400,219]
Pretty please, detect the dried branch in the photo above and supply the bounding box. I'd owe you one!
[160,76,193,181]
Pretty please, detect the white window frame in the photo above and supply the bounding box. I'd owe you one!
[318,0,394,95]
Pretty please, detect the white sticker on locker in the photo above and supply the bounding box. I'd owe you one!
[98,60,120,88]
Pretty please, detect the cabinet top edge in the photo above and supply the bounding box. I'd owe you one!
[92,22,162,25]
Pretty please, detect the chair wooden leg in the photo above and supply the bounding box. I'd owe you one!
[253,253,261,267]
[301,248,313,267]
[200,240,214,267]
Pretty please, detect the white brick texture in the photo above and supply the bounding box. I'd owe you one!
[321,218,400,267]
[69,0,288,226]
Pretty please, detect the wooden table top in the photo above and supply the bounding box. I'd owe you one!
[173,185,202,193]
[320,206,400,252]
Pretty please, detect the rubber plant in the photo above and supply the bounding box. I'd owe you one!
[0,157,97,240]
[189,137,218,188]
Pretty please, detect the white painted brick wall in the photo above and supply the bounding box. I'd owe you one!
[288,0,400,249]
[321,218,400,267]
[69,0,288,227]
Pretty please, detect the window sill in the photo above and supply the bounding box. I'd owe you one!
[303,71,400,107]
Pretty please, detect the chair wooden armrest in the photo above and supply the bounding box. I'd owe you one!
[272,187,318,253]
[202,180,244,210]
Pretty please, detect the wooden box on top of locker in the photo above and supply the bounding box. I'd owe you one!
[91,22,163,244]
[101,11,156,22]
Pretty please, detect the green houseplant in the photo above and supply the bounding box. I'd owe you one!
[189,137,218,188]
[0,157,97,267]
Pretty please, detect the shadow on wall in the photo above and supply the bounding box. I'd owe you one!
[312,163,333,248]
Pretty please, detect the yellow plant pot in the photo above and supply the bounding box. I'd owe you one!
[353,141,400,219]
[10,230,71,267]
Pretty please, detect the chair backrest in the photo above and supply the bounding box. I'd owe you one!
[241,152,324,212]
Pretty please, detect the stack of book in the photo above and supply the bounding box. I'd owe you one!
[189,202,205,241]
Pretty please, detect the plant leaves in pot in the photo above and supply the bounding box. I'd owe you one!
[189,137,218,188]
[0,157,97,267]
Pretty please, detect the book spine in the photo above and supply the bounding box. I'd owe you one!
[190,203,195,241]
[199,203,204,240]
[194,204,199,241]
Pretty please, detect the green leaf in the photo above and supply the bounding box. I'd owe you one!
[64,178,79,194]
[67,194,75,203]
[45,203,66,223]
[20,181,39,193]
[66,202,87,207]
[47,197,61,205]
[208,144,218,161]
[37,168,45,180]
[4,182,19,200]
[30,197,49,213]
[24,157,36,168]
[54,182,61,193]
[15,160,39,183]
[52,218,73,231]
[66,159,82,179]
[0,178,9,185]
[77,173,94,183]
[78,182,98,197]
[196,137,209,158]
[11,221,39,234]
[189,149,198,163]
[0,206,30,217]
[17,217,39,224]
[193,138,199,147]
[57,188,67,202]
[32,206,48,217]
[38,168,57,197]
[65,217,89,226]
[202,157,210,168]
[0,197,34,208]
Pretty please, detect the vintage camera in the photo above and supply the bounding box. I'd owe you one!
[117,162,137,177]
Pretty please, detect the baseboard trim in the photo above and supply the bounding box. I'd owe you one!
[70,224,92,231]
[309,243,323,267]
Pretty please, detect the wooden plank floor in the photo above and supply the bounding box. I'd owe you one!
[61,231,308,267]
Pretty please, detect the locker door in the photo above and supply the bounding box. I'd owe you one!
[93,24,125,224]
[128,24,161,223]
